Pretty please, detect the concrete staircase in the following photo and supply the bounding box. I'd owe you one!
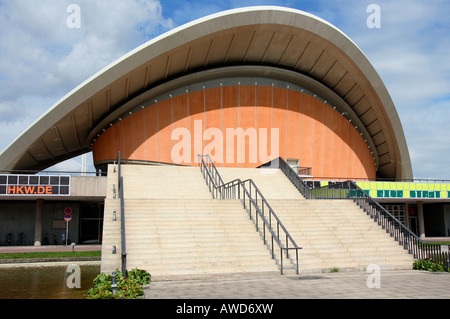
[268,199,414,272]
[100,164,280,278]
[101,164,414,277]
[123,199,280,278]
[101,165,122,274]
[217,167,414,272]
[217,167,305,200]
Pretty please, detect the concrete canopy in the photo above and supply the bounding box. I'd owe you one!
[0,6,412,179]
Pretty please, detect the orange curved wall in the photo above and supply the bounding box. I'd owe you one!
[92,85,376,179]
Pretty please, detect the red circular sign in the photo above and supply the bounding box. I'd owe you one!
[64,207,72,215]
[64,214,72,222]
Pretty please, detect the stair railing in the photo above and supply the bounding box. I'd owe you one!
[277,156,449,271]
[198,154,224,199]
[198,155,301,274]
[349,181,448,270]
[277,157,313,199]
[117,151,127,276]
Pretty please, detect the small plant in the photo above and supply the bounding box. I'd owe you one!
[413,259,446,272]
[87,268,151,299]
[322,267,340,273]
[127,268,152,285]
[329,267,340,273]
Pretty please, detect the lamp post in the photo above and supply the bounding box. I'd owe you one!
[111,271,118,295]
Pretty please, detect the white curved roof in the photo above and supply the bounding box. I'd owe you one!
[0,6,412,179]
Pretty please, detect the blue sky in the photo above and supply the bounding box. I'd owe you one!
[0,0,449,179]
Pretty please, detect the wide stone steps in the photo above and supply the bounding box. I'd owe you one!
[262,198,414,272]
[101,164,282,277]
[101,164,414,277]
[120,165,212,199]
[217,167,305,200]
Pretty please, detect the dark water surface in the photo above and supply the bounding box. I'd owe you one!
[0,263,100,299]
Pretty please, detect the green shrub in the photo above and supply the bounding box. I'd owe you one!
[413,259,446,272]
[87,268,151,299]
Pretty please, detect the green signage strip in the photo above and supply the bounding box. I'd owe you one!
[306,180,450,200]
[355,181,449,199]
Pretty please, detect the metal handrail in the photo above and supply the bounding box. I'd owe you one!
[277,156,449,271]
[277,157,314,199]
[220,178,301,274]
[117,151,127,276]
[198,155,301,274]
[198,155,223,199]
[200,154,225,188]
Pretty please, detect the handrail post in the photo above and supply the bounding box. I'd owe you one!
[280,248,284,275]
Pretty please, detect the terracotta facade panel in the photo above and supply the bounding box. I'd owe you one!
[272,87,288,163]
[222,86,239,167]
[93,84,376,179]
[143,104,159,163]
[188,89,204,164]
[204,87,222,164]
[300,93,314,170]
[256,86,274,166]
[238,86,256,168]
[130,110,145,160]
[286,90,302,163]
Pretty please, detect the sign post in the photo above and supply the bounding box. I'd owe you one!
[64,208,72,246]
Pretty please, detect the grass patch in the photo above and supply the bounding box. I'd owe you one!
[0,251,101,259]
[424,241,450,245]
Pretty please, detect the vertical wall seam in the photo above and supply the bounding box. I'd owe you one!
[322,102,326,178]
[143,107,147,161]
[186,90,190,131]
[203,86,206,156]
[311,97,315,175]
[130,114,134,160]
[220,83,224,166]
[238,81,240,168]
[170,95,174,149]
[255,82,257,167]
[285,87,289,161]
[156,101,160,163]
[271,84,274,133]
[299,90,303,166]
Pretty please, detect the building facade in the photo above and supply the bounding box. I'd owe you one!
[0,7,447,246]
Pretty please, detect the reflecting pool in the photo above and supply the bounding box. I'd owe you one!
[0,263,100,299]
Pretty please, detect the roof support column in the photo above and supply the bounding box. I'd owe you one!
[34,199,43,246]
[417,201,426,239]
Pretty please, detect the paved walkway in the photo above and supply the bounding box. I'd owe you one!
[144,270,450,299]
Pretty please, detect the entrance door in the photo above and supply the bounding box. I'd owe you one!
[409,216,419,236]
[78,203,104,244]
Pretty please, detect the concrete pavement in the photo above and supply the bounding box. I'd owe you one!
[143,269,450,299]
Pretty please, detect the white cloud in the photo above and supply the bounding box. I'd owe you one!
[0,0,173,149]
[304,0,450,179]
[403,99,450,179]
